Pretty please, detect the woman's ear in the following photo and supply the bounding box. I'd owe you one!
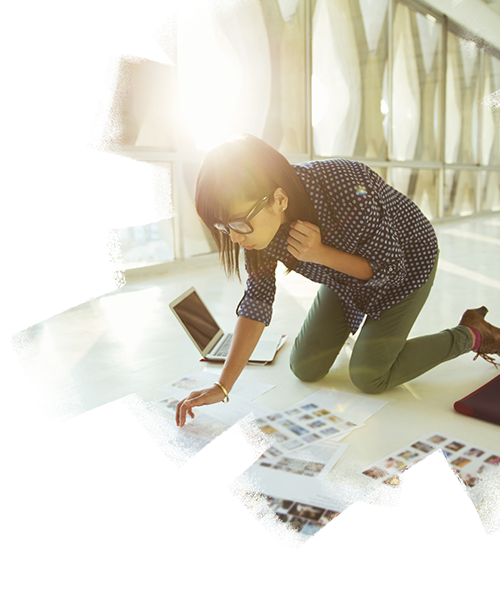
[273,187,288,212]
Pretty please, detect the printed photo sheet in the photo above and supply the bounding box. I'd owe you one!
[300,388,388,423]
[253,404,362,457]
[253,439,348,480]
[252,388,386,459]
[227,468,378,544]
[359,431,500,491]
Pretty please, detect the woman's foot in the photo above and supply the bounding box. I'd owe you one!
[460,306,500,366]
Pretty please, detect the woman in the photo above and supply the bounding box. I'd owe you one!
[175,134,499,427]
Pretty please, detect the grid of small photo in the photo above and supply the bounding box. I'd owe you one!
[255,402,358,456]
[236,489,341,538]
[360,431,500,489]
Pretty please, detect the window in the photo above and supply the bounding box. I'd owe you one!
[104,0,500,270]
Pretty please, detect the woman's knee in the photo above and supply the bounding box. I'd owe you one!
[349,363,389,394]
[289,350,328,382]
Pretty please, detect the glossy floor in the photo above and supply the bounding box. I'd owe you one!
[15,213,500,504]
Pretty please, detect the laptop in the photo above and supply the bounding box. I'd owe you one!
[169,287,284,363]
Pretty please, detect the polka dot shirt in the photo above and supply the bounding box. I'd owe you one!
[237,159,439,334]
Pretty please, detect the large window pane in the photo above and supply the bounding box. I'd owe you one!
[480,171,500,211]
[391,5,442,162]
[117,162,176,267]
[177,0,307,153]
[312,0,389,158]
[261,0,308,153]
[444,169,478,216]
[482,52,500,167]
[389,167,439,220]
[180,161,217,258]
[445,33,481,165]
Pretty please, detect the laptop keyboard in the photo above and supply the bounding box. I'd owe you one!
[213,334,233,357]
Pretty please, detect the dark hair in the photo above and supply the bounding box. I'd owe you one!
[194,134,317,279]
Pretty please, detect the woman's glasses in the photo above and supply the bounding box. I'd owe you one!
[213,195,270,235]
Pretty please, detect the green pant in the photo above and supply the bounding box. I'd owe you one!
[289,256,474,393]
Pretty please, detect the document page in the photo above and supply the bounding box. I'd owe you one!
[249,388,385,461]
[227,468,377,544]
[251,439,348,481]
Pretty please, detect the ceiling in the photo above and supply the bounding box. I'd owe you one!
[481,0,500,16]
[414,2,500,48]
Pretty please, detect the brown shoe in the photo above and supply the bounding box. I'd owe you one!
[460,306,500,366]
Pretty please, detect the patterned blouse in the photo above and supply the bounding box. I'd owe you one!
[236,159,438,334]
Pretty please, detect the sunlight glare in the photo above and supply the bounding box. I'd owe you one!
[178,0,242,150]
[312,74,329,128]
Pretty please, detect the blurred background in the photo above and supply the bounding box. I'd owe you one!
[103,0,500,270]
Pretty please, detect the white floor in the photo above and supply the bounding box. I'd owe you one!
[15,213,500,514]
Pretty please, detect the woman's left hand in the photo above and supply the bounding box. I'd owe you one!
[287,221,325,264]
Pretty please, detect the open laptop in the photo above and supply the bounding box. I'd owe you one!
[170,287,284,363]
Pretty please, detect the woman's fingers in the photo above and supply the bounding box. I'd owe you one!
[175,392,199,427]
[176,397,199,427]
[175,385,225,427]
[290,220,320,235]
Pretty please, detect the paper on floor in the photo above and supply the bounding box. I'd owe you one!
[251,439,348,481]
[237,398,364,462]
[227,468,378,544]
[135,414,238,469]
[248,387,386,467]
[154,379,388,491]
[356,431,500,507]
[157,370,275,405]
[298,388,388,423]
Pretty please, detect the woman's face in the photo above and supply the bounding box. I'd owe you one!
[225,188,288,251]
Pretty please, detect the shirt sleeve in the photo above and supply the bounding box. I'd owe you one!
[236,251,277,326]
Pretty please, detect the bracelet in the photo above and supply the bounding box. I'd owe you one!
[214,381,230,403]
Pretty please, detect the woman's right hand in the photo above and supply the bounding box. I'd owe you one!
[175,384,226,427]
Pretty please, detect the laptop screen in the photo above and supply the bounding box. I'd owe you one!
[170,289,221,352]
